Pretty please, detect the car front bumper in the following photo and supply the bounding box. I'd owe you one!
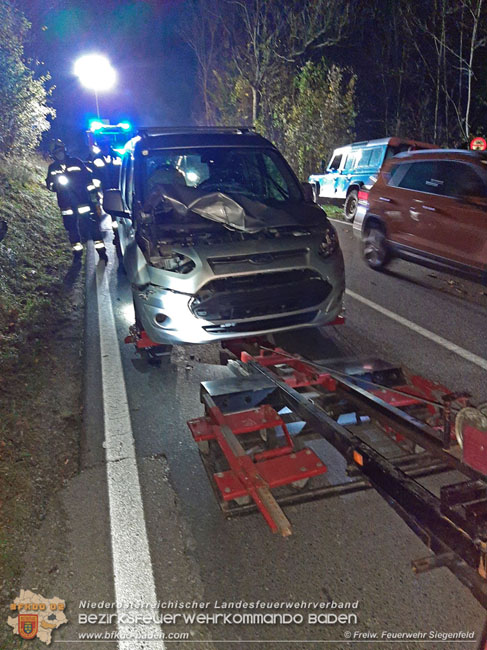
[133,253,345,345]
[353,202,367,239]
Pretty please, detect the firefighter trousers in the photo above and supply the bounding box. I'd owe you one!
[62,210,105,253]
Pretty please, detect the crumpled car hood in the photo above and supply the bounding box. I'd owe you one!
[144,184,325,233]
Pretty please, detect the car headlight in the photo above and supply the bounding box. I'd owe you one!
[58,175,68,186]
[318,225,339,258]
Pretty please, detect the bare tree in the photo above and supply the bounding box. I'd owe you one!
[180,0,355,125]
[464,0,485,138]
[179,0,225,125]
[219,0,354,123]
[403,0,486,142]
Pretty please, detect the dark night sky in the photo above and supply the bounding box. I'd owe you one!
[18,0,196,154]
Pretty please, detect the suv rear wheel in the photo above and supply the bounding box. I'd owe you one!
[344,189,358,222]
[363,224,390,269]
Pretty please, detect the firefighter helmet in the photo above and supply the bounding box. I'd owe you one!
[49,139,66,154]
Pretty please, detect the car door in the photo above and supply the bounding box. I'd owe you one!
[387,160,487,272]
[318,151,345,198]
[382,160,440,253]
[336,149,359,198]
[416,161,487,271]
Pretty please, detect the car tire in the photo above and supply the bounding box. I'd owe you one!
[344,189,358,222]
[363,224,390,270]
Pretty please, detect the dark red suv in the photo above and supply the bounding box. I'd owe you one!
[353,150,487,282]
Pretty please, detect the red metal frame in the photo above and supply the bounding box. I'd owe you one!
[189,404,295,460]
[240,347,337,390]
[188,401,327,535]
[214,451,327,500]
[124,328,162,350]
[238,343,487,475]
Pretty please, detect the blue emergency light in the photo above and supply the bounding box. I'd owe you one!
[89,119,105,132]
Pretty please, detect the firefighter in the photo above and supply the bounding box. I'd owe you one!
[91,136,122,190]
[46,139,107,263]
[91,136,123,237]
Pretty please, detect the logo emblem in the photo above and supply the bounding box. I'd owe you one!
[8,590,67,645]
[19,614,38,640]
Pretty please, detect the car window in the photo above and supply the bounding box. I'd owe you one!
[368,147,383,168]
[384,163,402,186]
[357,149,372,168]
[343,150,360,171]
[143,147,302,205]
[396,161,444,194]
[395,160,487,197]
[328,154,342,171]
[435,161,487,198]
[261,154,295,201]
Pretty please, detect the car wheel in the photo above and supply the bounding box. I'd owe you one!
[363,225,390,269]
[344,189,358,222]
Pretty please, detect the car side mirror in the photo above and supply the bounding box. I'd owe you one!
[103,189,128,217]
[301,182,315,203]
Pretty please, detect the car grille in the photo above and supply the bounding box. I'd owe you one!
[191,269,331,321]
[208,249,308,272]
[202,311,318,334]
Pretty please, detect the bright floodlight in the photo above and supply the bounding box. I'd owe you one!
[74,54,116,92]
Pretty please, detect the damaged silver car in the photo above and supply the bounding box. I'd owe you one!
[103,127,345,344]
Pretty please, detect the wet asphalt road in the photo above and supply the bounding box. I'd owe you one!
[331,219,487,403]
[80,219,487,650]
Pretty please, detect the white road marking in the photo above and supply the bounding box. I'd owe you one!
[346,289,487,371]
[92,246,165,650]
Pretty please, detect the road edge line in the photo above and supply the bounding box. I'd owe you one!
[92,245,166,650]
[346,288,487,371]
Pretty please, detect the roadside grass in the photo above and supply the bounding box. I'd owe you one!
[0,155,83,645]
[320,202,345,221]
[0,155,71,368]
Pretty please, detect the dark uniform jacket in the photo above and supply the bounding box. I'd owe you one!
[46,157,97,213]
[91,150,122,190]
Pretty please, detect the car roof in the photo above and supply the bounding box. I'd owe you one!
[131,126,275,151]
[393,148,487,162]
[331,137,435,155]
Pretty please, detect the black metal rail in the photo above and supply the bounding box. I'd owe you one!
[248,360,487,611]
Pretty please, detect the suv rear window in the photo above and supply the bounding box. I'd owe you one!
[393,160,487,197]
[437,161,486,197]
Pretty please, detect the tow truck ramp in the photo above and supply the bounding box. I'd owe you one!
[183,342,487,630]
[125,325,487,644]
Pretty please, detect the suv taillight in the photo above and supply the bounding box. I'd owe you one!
[358,189,369,205]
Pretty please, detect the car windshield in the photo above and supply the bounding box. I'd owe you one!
[142,147,302,204]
